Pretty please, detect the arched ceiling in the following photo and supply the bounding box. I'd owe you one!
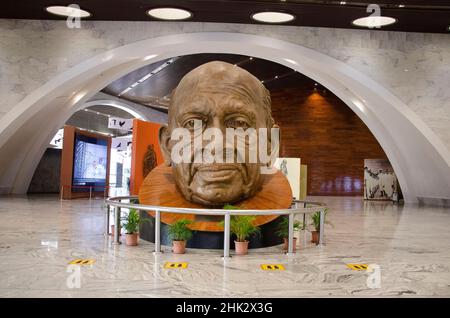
[102,53,317,112]
[2,0,450,33]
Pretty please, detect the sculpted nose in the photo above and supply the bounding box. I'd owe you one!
[210,117,225,132]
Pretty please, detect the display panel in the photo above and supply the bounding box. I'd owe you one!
[72,133,108,190]
[364,159,398,200]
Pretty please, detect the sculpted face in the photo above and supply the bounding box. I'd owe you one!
[159,61,276,206]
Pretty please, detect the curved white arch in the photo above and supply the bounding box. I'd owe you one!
[0,32,449,202]
[81,100,145,120]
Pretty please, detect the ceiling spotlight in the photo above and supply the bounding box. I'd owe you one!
[143,54,158,61]
[147,8,192,20]
[447,25,450,32]
[46,5,91,18]
[283,58,298,65]
[274,75,279,79]
[398,4,405,8]
[251,11,295,23]
[352,16,397,28]
[340,1,347,4]
[314,83,318,86]
[249,57,254,60]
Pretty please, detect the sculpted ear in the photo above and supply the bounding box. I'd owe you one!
[268,123,280,147]
[158,124,172,166]
[268,123,280,166]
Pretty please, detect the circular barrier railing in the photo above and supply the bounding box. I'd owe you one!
[105,195,327,258]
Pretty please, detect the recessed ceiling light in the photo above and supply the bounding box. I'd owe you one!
[46,6,91,18]
[340,1,347,4]
[147,8,192,20]
[398,4,405,8]
[352,16,397,28]
[251,12,295,23]
[447,25,450,32]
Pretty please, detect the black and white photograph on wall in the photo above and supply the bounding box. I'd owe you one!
[274,157,301,200]
[364,159,399,201]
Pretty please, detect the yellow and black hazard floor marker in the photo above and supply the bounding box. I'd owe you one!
[260,264,285,271]
[346,263,369,271]
[69,259,96,266]
[164,262,188,269]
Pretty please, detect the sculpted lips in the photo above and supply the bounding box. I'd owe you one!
[192,163,246,183]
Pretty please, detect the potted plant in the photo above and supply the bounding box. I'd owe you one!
[168,219,193,254]
[275,216,303,251]
[122,208,141,246]
[231,215,260,255]
[309,209,332,244]
[220,204,260,255]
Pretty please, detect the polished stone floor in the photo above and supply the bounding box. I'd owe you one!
[1,195,450,297]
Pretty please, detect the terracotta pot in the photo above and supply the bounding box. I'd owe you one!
[234,240,249,255]
[172,240,186,254]
[283,237,297,251]
[125,233,138,246]
[110,225,121,237]
[311,231,320,244]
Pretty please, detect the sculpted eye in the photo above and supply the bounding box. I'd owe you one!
[183,118,206,130]
[226,118,250,129]
[184,119,196,129]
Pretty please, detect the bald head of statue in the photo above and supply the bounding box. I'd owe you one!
[159,61,277,206]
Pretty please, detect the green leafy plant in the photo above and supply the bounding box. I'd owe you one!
[122,208,141,234]
[275,216,303,239]
[310,209,333,232]
[230,215,260,242]
[223,204,239,210]
[168,219,193,242]
[220,204,260,242]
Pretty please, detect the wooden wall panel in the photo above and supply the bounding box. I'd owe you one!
[271,88,387,196]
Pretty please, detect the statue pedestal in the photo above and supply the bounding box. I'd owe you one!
[138,165,293,248]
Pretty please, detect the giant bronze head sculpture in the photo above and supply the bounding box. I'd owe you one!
[159,61,277,206]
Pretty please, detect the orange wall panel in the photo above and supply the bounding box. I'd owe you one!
[130,119,163,195]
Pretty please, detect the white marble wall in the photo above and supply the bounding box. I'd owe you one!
[1,19,450,150]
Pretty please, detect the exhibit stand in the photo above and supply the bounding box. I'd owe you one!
[60,125,111,199]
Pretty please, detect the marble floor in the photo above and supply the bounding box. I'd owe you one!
[0,195,450,297]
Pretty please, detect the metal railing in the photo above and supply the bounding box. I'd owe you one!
[105,195,327,258]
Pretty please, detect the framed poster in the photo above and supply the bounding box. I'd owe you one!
[274,158,301,200]
[364,159,398,200]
